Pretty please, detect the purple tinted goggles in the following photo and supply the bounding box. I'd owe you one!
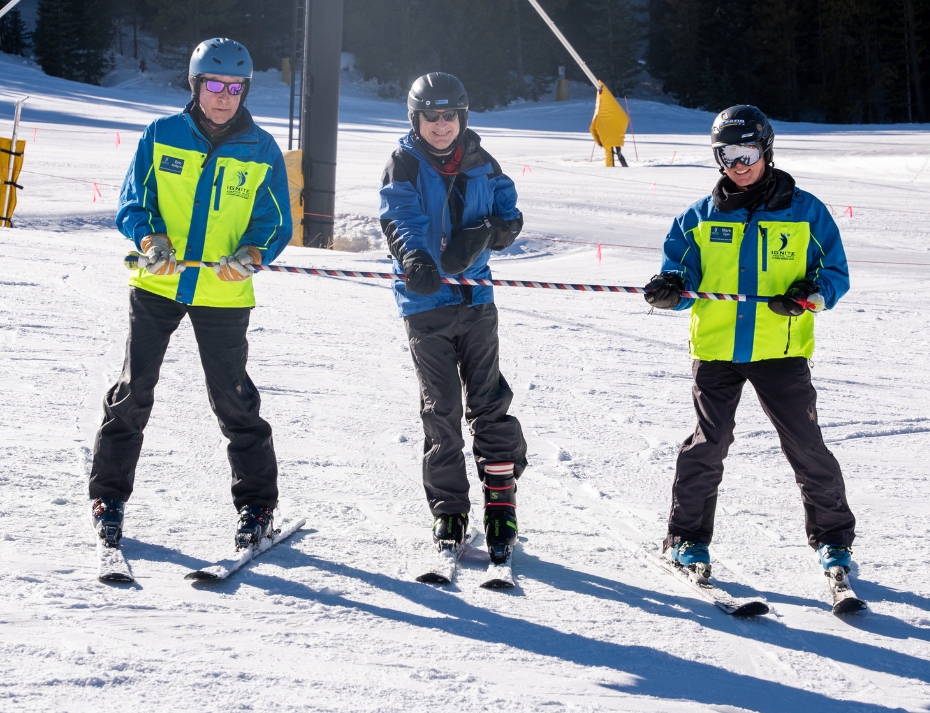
[203,79,245,96]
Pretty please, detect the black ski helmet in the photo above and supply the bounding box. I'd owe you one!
[711,105,774,171]
[407,72,469,136]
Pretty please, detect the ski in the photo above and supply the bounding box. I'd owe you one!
[825,565,867,614]
[185,518,306,582]
[416,530,475,584]
[651,555,769,617]
[479,547,514,589]
[97,539,134,583]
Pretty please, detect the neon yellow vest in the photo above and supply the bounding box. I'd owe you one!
[127,143,274,308]
[689,220,814,362]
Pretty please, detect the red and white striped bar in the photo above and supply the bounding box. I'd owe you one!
[123,253,769,303]
[251,265,770,303]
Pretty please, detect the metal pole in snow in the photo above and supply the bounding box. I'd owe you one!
[524,0,600,89]
[0,0,26,20]
[1,96,26,229]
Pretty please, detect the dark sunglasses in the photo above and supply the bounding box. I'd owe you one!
[203,79,246,96]
[420,110,458,123]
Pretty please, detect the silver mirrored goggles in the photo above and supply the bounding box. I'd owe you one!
[715,143,763,169]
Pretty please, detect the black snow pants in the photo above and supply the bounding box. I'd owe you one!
[404,302,527,516]
[665,357,855,551]
[89,287,278,510]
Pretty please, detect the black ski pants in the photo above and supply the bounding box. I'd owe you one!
[404,303,527,516]
[89,288,278,510]
[665,357,855,551]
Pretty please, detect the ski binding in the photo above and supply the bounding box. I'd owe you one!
[826,565,867,614]
[185,518,306,582]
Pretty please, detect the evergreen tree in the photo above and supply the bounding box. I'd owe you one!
[33,0,113,84]
[0,9,30,56]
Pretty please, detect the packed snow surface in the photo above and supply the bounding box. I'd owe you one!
[1,55,930,712]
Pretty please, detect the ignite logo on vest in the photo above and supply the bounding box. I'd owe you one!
[225,170,251,199]
[771,231,796,261]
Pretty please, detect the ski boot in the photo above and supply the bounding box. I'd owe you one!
[92,498,125,548]
[431,513,468,554]
[819,543,854,589]
[667,540,711,581]
[818,543,852,570]
[235,504,274,550]
[482,462,517,565]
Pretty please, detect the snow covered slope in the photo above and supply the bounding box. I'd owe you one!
[1,54,929,712]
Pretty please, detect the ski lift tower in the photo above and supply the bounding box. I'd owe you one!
[525,0,630,167]
[287,0,344,248]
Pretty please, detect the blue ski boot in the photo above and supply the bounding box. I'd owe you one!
[667,540,711,580]
[818,544,852,571]
[92,498,124,547]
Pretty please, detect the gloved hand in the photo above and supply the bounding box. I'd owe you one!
[214,245,262,282]
[644,273,685,309]
[768,279,824,316]
[140,234,185,276]
[402,249,441,295]
[487,214,523,251]
[440,218,492,274]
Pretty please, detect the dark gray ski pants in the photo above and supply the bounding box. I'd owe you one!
[404,303,527,516]
[665,357,855,551]
[89,288,278,510]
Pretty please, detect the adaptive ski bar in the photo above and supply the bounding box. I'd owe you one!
[124,252,783,304]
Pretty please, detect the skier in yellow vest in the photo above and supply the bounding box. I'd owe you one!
[89,39,291,551]
[644,105,856,577]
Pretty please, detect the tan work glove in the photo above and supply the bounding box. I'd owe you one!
[140,234,185,275]
[214,245,262,282]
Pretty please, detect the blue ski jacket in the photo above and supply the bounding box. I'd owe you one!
[379,129,521,317]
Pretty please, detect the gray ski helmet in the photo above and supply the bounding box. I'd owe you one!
[190,38,253,79]
[711,105,774,169]
[407,72,469,135]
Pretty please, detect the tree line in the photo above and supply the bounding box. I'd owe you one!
[4,0,929,123]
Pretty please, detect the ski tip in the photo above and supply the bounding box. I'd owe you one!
[416,572,452,584]
[185,571,221,581]
[479,578,514,589]
[98,573,134,583]
[833,598,867,615]
[730,601,770,617]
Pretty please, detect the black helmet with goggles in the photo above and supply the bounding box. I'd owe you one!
[711,105,774,172]
[407,72,469,137]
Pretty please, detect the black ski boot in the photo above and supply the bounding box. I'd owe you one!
[235,504,274,550]
[92,498,125,547]
[482,462,517,565]
[431,513,468,552]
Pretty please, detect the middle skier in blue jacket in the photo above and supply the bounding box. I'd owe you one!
[379,73,527,567]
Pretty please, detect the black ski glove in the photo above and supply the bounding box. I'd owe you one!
[487,213,523,251]
[644,273,685,310]
[768,279,821,317]
[402,249,442,295]
[440,218,493,274]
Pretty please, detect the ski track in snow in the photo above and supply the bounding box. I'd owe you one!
[1,55,930,711]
